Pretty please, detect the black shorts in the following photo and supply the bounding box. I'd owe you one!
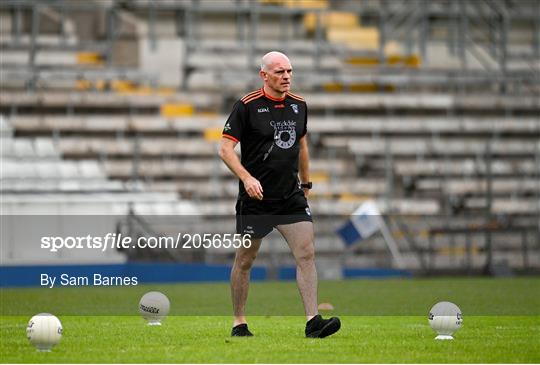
[236,192,313,239]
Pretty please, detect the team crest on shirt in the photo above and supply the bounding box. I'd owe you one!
[270,120,296,149]
[290,104,299,114]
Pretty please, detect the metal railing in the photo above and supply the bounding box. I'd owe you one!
[1,0,538,93]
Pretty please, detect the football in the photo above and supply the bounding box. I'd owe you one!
[26,313,63,351]
[428,301,463,340]
[139,291,170,325]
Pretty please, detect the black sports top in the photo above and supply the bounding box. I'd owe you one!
[222,88,308,201]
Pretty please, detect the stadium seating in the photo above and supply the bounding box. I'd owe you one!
[1,0,538,272]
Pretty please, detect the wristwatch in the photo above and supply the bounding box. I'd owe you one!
[300,182,313,189]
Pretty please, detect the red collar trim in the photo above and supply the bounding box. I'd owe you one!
[261,87,286,102]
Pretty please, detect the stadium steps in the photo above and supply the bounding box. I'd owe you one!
[59,90,526,113]
[0,91,219,112]
[187,52,343,71]
[194,198,441,216]
[8,115,539,137]
[391,159,539,178]
[176,39,346,54]
[464,198,539,215]
[1,159,106,180]
[56,137,216,157]
[260,0,329,8]
[0,34,79,49]
[416,178,540,197]
[300,93,540,112]
[0,49,101,68]
[0,135,126,193]
[101,157,350,179]
[1,179,125,193]
[0,121,200,215]
[143,177,387,199]
[0,117,12,144]
[0,67,156,91]
[1,137,60,160]
[160,103,194,117]
[310,117,539,136]
[323,137,537,157]
[0,192,197,215]
[190,195,539,216]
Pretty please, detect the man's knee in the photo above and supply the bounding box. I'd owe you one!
[296,241,315,264]
[235,251,257,271]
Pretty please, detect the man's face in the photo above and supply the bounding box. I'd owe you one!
[261,58,292,94]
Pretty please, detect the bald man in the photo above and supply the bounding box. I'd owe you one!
[219,51,341,338]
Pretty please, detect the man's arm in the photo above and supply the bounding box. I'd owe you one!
[219,137,263,200]
[298,135,310,197]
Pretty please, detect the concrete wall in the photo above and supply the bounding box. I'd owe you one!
[139,37,183,88]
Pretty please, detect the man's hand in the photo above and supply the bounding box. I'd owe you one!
[302,188,310,198]
[220,138,264,200]
[243,176,264,200]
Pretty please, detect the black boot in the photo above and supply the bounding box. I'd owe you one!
[305,315,341,338]
[231,323,254,337]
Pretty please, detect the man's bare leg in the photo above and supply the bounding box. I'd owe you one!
[277,221,341,338]
[276,221,318,320]
[231,238,262,326]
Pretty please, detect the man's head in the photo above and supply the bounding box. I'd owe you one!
[260,51,292,96]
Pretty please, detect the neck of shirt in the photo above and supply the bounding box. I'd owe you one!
[262,86,286,102]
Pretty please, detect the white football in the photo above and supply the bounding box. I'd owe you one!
[26,313,63,351]
[428,301,463,339]
[139,291,170,325]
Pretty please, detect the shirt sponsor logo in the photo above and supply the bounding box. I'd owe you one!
[258,107,269,113]
[270,120,296,149]
[291,103,299,114]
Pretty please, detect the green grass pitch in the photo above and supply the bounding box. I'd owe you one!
[1,278,539,363]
